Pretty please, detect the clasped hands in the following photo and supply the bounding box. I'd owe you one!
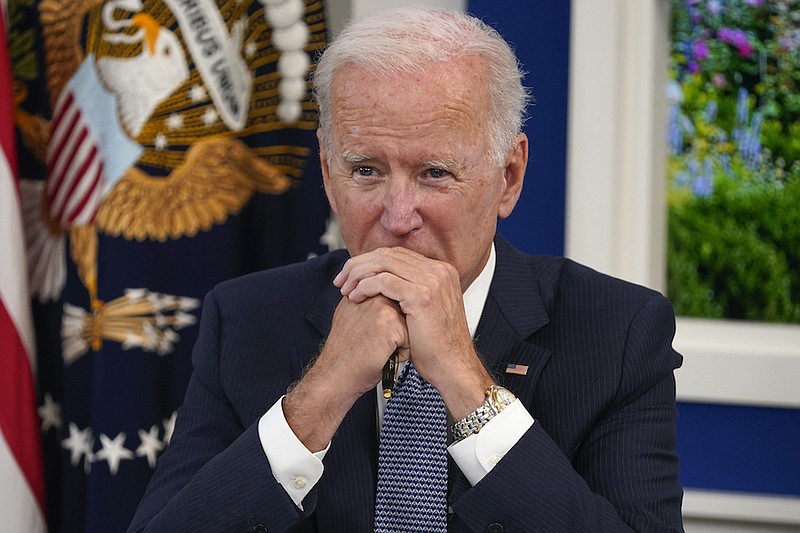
[283,247,494,452]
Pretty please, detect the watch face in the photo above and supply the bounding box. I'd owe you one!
[492,386,516,408]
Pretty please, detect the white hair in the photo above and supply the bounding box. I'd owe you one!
[313,7,530,166]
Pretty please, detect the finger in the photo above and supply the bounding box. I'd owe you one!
[345,271,413,303]
[336,248,428,296]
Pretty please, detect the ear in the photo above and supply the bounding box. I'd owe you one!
[318,129,339,215]
[498,133,528,219]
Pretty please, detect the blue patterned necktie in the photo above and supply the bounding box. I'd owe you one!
[374,362,448,532]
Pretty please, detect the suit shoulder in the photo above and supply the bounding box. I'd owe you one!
[526,254,667,310]
[211,250,348,306]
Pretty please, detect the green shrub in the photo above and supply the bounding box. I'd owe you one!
[667,0,800,323]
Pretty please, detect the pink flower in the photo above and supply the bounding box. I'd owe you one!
[693,39,710,61]
[712,73,727,88]
[737,41,754,58]
[718,27,753,58]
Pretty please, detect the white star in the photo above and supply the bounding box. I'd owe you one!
[38,393,62,432]
[189,84,207,103]
[61,423,94,469]
[136,425,165,468]
[202,107,218,126]
[163,411,177,445]
[155,133,168,150]
[166,113,184,130]
[245,41,258,58]
[96,432,134,475]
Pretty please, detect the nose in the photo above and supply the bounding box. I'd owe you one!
[379,178,423,236]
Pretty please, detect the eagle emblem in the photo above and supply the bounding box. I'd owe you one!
[15,0,324,360]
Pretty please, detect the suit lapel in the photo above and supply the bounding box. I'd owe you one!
[450,236,553,504]
[478,235,552,403]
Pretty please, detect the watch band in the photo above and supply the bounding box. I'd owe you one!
[451,385,516,443]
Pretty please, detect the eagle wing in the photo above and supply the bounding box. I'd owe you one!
[95,137,292,242]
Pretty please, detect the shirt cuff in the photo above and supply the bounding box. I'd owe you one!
[447,399,534,486]
[258,396,329,509]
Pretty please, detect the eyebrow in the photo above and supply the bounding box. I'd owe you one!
[341,152,371,164]
[423,157,465,174]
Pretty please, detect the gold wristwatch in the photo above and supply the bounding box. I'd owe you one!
[451,385,516,443]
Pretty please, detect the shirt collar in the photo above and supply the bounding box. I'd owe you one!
[462,243,496,338]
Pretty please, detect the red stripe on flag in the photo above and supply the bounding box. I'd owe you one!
[46,101,83,197]
[48,90,75,143]
[0,301,46,508]
[66,154,105,224]
[52,134,99,223]
[48,122,90,221]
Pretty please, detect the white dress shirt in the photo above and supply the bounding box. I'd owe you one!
[258,245,535,508]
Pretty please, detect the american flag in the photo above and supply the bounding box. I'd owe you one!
[505,363,529,376]
[45,89,107,226]
[0,7,47,531]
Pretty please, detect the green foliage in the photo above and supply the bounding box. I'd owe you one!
[668,0,800,324]
[668,169,800,323]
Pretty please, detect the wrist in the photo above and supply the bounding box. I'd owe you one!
[438,370,495,421]
[283,364,359,452]
[451,385,516,443]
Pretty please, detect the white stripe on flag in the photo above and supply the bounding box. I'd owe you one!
[0,433,47,533]
[0,141,35,359]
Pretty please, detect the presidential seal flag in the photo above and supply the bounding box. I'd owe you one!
[7,0,331,530]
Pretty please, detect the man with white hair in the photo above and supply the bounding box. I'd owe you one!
[129,7,683,532]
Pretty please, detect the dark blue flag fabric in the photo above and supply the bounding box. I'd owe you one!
[8,0,331,530]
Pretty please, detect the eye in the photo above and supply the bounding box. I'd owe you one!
[355,166,375,177]
[425,168,450,179]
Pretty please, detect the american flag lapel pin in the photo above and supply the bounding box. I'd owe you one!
[505,363,529,376]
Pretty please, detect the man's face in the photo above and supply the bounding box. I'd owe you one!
[320,57,526,290]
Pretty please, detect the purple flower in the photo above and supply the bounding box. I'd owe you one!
[693,39,710,61]
[692,159,715,198]
[718,27,747,47]
[718,27,753,58]
[745,0,764,6]
[736,41,754,58]
[707,0,722,15]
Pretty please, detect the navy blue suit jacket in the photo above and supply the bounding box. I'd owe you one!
[129,235,683,532]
